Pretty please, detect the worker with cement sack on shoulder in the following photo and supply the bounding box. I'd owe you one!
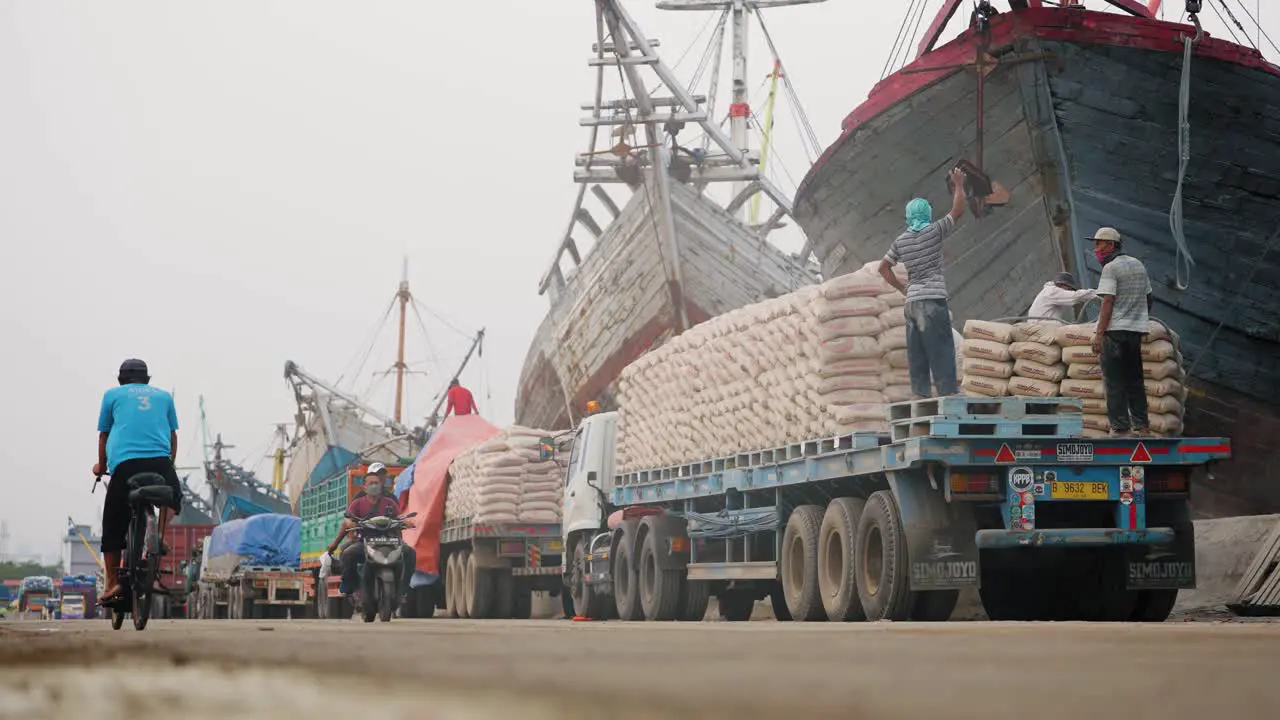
[878,167,967,399]
[1027,271,1098,323]
[1089,227,1154,437]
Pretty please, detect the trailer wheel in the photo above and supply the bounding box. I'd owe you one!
[855,490,915,621]
[444,554,461,618]
[717,591,754,621]
[818,497,868,622]
[677,577,709,621]
[781,504,826,621]
[1130,590,1177,622]
[457,549,473,619]
[613,537,644,620]
[466,554,495,619]
[639,531,682,621]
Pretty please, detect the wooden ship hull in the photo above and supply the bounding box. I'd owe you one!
[794,6,1280,516]
[516,180,815,431]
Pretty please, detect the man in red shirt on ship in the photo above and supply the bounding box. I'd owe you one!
[443,378,478,418]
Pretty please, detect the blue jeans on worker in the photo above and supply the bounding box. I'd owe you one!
[904,298,959,398]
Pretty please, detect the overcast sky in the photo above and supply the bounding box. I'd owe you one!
[2,1,1274,562]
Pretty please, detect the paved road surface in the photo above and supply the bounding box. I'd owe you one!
[2,619,1278,719]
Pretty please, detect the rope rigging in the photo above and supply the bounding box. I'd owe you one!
[1169,2,1203,291]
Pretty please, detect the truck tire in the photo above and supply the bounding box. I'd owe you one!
[1130,590,1178,622]
[910,590,959,621]
[444,554,461,618]
[818,497,868,622]
[639,530,682,621]
[717,591,754,621]
[613,537,644,620]
[855,490,915,621]
[677,577,710,621]
[569,536,611,620]
[781,504,826,621]
[457,549,473,619]
[467,554,495,620]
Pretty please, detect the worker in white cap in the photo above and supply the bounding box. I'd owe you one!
[1027,271,1098,323]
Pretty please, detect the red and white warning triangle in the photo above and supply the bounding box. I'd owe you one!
[995,443,1016,463]
[1130,442,1153,464]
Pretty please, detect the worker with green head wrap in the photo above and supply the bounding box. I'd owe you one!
[878,167,969,399]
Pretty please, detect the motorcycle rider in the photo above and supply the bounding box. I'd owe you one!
[325,472,417,600]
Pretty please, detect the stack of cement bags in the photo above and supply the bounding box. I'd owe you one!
[445,427,562,523]
[1055,322,1187,437]
[960,320,1015,397]
[615,262,911,474]
[1007,321,1068,398]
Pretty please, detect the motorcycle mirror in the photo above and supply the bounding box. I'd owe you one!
[402,512,418,519]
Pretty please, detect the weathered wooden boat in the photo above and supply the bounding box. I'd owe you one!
[794,1,1280,516]
[515,0,821,431]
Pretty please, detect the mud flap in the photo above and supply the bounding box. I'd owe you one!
[1125,502,1196,590]
[888,470,980,591]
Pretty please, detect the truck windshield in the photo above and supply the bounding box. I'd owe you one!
[568,425,590,479]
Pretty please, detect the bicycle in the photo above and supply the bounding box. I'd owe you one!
[94,472,174,631]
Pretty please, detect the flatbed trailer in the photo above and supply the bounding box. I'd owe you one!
[416,517,564,620]
[562,398,1232,622]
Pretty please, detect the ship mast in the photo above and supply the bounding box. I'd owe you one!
[393,258,410,425]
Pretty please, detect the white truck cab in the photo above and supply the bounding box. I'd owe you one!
[562,411,618,543]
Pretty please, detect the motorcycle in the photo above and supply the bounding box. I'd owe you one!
[346,511,416,623]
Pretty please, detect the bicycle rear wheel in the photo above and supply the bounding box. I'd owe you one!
[130,510,156,631]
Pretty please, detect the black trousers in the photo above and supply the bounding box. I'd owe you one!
[102,457,182,553]
[1101,330,1149,432]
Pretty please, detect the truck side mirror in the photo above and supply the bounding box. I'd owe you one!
[587,471,597,484]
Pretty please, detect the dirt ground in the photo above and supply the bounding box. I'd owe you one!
[1,617,1278,719]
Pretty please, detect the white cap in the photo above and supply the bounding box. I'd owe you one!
[368,462,387,475]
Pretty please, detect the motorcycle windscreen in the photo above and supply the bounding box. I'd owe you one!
[401,414,502,576]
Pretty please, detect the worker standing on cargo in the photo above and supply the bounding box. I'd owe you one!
[1027,271,1098,323]
[326,472,417,600]
[1090,227,1154,437]
[92,359,183,605]
[878,167,968,399]
[443,378,478,418]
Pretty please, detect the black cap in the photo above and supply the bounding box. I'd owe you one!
[119,358,149,379]
[1053,272,1078,290]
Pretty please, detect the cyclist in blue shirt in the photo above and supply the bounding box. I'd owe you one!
[93,359,183,604]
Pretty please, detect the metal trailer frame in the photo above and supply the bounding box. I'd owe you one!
[576,397,1231,621]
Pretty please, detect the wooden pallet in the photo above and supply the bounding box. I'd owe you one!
[888,396,1083,423]
[889,416,1085,442]
[1227,518,1280,617]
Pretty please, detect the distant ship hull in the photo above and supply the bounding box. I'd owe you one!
[517,180,815,431]
[794,8,1280,516]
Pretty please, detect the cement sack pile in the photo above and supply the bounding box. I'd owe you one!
[1007,320,1067,399]
[959,320,1015,398]
[444,426,562,523]
[616,262,908,474]
[1055,322,1188,437]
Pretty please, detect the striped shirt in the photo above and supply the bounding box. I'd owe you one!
[1097,254,1152,333]
[884,215,955,302]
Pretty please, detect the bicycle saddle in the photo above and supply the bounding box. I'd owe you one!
[128,472,174,506]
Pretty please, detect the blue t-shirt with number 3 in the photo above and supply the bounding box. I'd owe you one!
[97,384,179,472]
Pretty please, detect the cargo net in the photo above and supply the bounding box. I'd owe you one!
[959,319,1188,438]
[615,261,961,474]
[443,426,562,524]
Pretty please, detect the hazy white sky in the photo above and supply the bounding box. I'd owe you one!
[2,1,1273,561]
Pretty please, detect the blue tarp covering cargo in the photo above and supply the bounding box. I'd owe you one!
[206,514,301,572]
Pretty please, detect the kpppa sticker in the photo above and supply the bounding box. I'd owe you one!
[1009,467,1034,493]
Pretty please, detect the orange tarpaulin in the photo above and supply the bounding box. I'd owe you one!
[401,415,500,576]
